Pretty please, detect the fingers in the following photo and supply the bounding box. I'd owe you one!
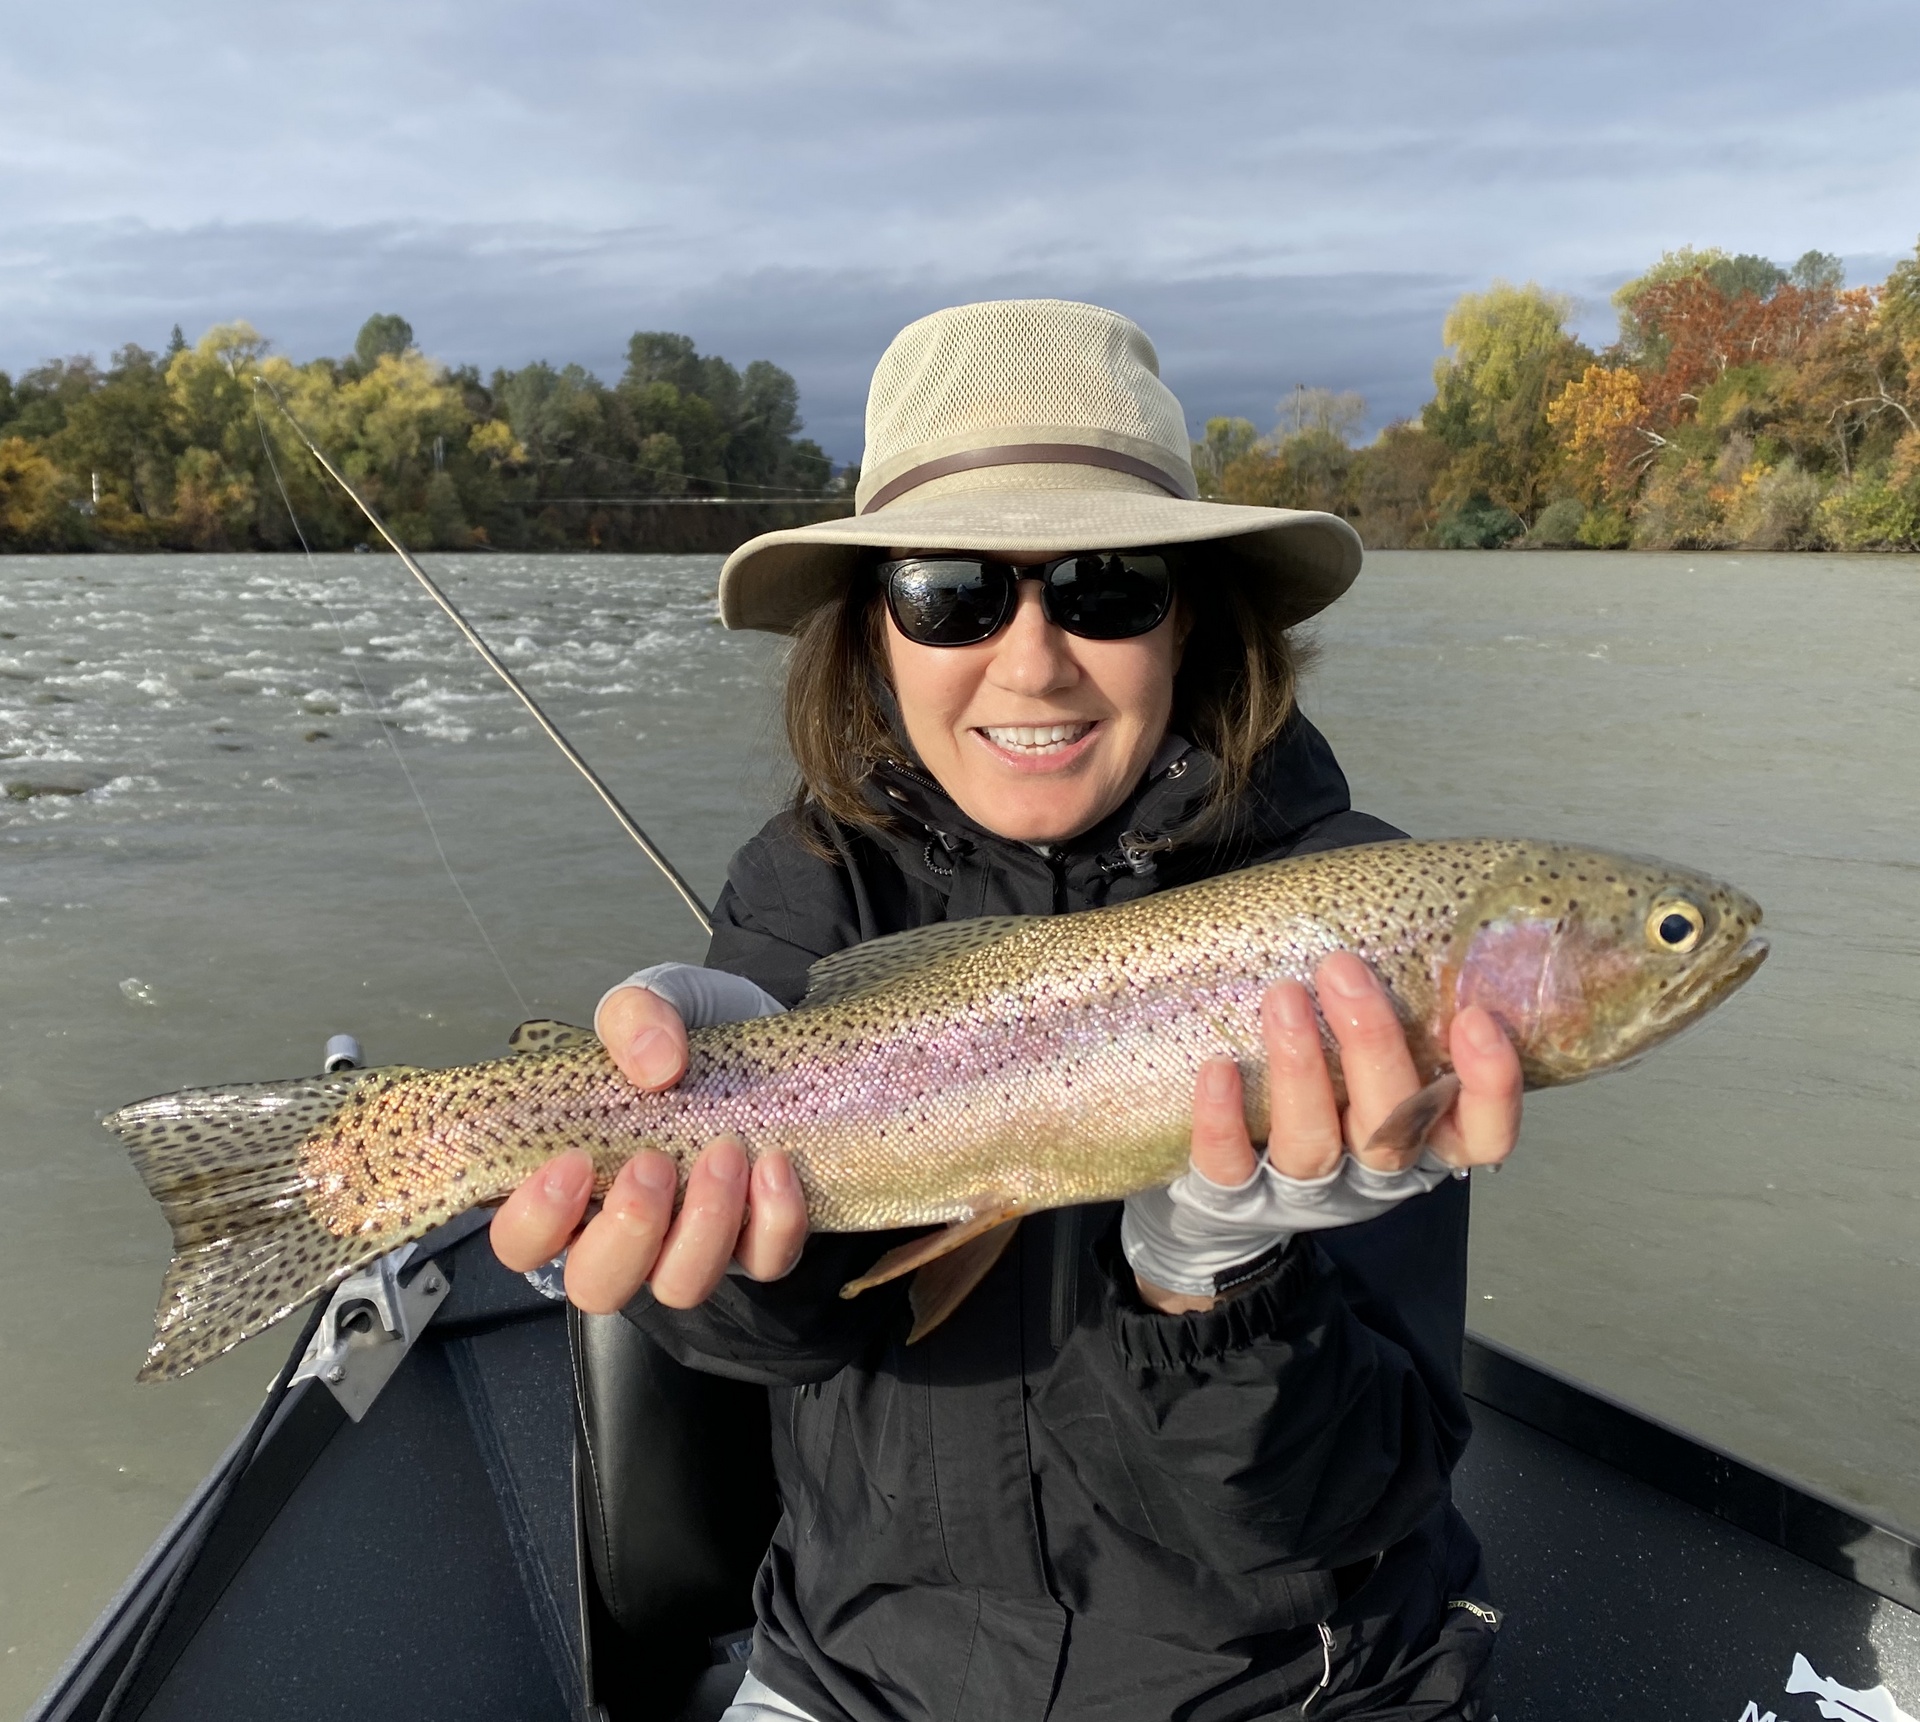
[490,1149,594,1272]
[1428,1006,1523,1169]
[596,986,689,1091]
[1189,1057,1259,1187]
[1260,981,1345,1180]
[561,1152,676,1313]
[1316,953,1425,1172]
[734,1150,811,1282]
[648,1136,752,1308]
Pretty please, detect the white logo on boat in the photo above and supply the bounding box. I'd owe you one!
[1747,1652,1918,1722]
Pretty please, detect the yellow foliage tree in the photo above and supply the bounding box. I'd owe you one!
[1546,364,1653,501]
[1424,281,1591,528]
[0,435,73,547]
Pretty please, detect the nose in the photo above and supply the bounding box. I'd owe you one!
[984,579,1078,698]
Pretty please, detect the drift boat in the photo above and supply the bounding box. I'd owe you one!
[29,1040,1920,1722]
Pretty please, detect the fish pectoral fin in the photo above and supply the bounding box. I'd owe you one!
[839,1203,1029,1300]
[1358,1072,1462,1164]
[507,1018,597,1054]
[907,1220,1022,1342]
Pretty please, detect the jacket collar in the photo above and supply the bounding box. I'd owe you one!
[859,712,1353,912]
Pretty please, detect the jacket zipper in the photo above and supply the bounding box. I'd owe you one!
[1300,1621,1335,1716]
[1049,1209,1082,1350]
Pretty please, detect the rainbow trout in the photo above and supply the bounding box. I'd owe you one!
[113,839,1766,1380]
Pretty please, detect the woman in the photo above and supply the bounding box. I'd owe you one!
[493,299,1522,1720]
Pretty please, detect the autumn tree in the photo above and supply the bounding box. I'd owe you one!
[1422,282,1592,534]
[0,436,77,548]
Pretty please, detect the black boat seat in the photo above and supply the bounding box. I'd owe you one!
[570,1308,780,1722]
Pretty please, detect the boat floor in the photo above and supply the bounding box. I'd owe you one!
[33,1229,1920,1721]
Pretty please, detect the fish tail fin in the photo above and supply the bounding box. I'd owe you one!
[110,1069,423,1382]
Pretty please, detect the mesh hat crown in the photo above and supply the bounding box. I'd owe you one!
[718,298,1362,633]
[853,299,1198,513]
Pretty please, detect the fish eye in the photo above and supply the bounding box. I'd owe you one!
[1647,899,1705,953]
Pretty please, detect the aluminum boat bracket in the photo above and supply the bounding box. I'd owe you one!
[291,1244,450,1421]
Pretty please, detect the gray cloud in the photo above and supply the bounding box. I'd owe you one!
[3,0,1916,456]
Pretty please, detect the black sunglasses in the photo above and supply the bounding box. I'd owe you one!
[879,551,1175,647]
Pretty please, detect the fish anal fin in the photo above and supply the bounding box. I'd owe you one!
[508,1018,597,1054]
[1359,1072,1462,1163]
[801,917,1033,1007]
[908,1220,1021,1342]
[839,1203,1028,1300]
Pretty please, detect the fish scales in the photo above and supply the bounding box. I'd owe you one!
[111,839,1768,1378]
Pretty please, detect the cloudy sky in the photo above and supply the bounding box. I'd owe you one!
[3,0,1916,457]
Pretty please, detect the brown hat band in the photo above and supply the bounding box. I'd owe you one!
[858,442,1195,516]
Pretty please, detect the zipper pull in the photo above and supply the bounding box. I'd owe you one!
[1116,828,1175,877]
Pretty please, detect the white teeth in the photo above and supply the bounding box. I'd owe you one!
[981,722,1092,753]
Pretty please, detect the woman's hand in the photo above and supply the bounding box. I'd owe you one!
[1133,950,1523,1314]
[488,985,811,1313]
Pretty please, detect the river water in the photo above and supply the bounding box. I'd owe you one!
[1,548,1915,1711]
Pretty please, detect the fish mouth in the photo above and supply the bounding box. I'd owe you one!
[1651,933,1770,1029]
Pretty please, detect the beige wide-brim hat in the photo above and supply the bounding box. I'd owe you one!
[718,298,1363,633]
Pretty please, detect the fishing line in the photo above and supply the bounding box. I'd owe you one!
[254,377,714,937]
[253,403,532,1018]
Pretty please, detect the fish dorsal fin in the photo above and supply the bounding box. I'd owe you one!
[508,1018,598,1054]
[800,916,1033,1007]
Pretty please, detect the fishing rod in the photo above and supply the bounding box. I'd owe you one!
[252,377,714,937]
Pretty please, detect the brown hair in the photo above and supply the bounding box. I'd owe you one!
[782,554,1306,849]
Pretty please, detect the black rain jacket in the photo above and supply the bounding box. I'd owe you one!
[628,715,1499,1721]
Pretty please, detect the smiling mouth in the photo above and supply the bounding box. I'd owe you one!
[977,722,1095,756]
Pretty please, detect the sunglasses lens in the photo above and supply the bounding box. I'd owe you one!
[885,560,1012,645]
[1045,553,1173,639]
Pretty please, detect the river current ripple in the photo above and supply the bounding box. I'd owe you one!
[1,549,1915,1709]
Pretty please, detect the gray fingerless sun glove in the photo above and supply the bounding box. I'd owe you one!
[1121,1152,1455,1300]
[595,961,787,1033]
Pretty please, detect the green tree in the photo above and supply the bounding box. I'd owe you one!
[617,333,824,494]
[354,313,415,372]
[47,344,176,537]
[623,331,705,394]
[1191,416,1258,497]
[1702,253,1787,301]
[1882,235,1920,340]
[0,317,837,553]
[7,356,105,442]
[495,361,611,481]
[1789,250,1845,292]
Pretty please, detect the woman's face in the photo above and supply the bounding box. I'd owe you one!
[882,552,1182,844]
